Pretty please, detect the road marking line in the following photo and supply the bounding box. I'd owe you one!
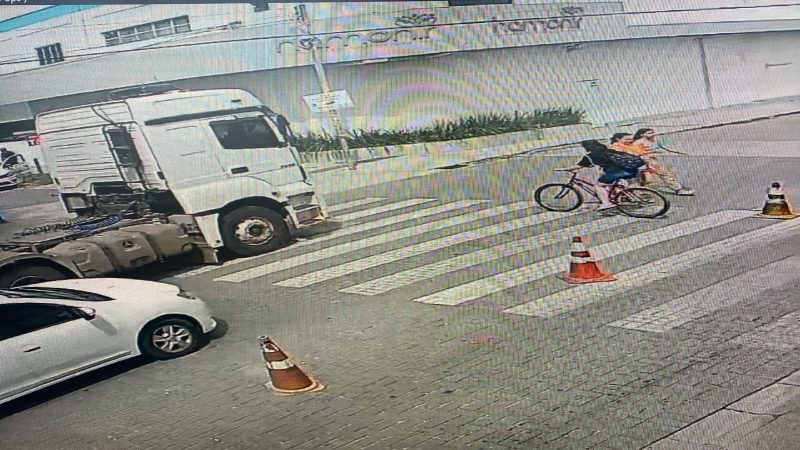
[215,201,538,283]
[333,198,436,222]
[295,200,486,248]
[609,256,800,333]
[172,200,485,279]
[414,210,752,306]
[340,215,637,296]
[326,197,386,214]
[276,210,587,288]
[503,216,800,318]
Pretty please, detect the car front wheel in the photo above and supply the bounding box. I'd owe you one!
[139,317,202,360]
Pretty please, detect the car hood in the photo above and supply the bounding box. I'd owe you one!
[30,278,182,300]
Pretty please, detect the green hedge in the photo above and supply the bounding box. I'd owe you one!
[291,108,585,153]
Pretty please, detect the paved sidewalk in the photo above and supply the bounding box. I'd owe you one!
[648,369,800,449]
[309,95,800,194]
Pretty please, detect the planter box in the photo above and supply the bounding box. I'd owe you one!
[297,124,590,169]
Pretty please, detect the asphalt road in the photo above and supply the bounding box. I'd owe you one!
[1,116,799,449]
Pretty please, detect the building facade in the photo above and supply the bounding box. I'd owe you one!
[1,1,800,141]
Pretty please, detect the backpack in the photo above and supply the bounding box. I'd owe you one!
[606,150,645,170]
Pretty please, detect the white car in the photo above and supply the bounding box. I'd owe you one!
[0,278,217,405]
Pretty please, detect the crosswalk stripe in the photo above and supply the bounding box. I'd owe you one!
[414,210,752,306]
[214,201,538,283]
[333,198,436,222]
[326,197,386,214]
[608,256,800,333]
[503,215,800,318]
[276,210,587,288]
[294,200,487,248]
[340,215,637,296]
[172,256,258,279]
[171,199,484,279]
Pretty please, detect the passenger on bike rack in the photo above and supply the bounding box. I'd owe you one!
[562,140,647,211]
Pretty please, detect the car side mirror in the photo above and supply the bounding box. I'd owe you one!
[75,307,96,320]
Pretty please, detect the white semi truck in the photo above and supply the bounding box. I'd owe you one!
[0,86,328,287]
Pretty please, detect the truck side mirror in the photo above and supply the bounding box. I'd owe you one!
[276,115,294,140]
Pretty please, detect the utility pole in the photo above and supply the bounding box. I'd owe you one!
[294,4,356,170]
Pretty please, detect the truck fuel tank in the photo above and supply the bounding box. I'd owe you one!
[43,223,194,276]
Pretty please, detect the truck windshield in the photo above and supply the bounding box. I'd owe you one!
[210,117,284,149]
[0,287,113,302]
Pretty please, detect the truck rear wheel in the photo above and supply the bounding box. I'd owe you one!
[0,265,69,288]
[220,206,289,257]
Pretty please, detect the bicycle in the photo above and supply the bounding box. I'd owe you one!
[534,169,670,218]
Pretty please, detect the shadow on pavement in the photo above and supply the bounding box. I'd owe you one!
[0,319,229,420]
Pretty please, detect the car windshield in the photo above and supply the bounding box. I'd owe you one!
[0,287,113,301]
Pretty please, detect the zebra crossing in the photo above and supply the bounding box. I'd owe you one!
[175,196,799,332]
[412,209,750,306]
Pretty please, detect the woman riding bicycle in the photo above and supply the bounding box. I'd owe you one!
[563,140,647,211]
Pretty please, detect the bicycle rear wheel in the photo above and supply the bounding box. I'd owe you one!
[615,187,670,218]
[534,183,583,212]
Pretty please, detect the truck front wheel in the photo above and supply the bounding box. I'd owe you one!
[0,265,70,288]
[220,206,289,257]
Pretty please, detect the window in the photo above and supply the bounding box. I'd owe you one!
[210,117,284,149]
[0,304,79,340]
[250,1,269,12]
[35,43,64,66]
[102,16,191,46]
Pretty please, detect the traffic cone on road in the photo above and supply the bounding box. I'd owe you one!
[561,236,617,284]
[758,182,799,220]
[258,336,324,395]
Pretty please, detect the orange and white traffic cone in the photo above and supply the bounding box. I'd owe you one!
[758,182,799,220]
[258,336,324,395]
[561,236,617,284]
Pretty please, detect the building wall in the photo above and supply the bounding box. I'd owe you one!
[0,4,285,76]
[140,34,707,134]
[703,31,800,106]
[321,36,709,130]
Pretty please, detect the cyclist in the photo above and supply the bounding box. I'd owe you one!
[609,132,657,186]
[631,128,694,196]
[562,140,647,211]
[610,132,653,156]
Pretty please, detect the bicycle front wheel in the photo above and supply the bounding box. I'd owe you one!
[615,187,670,218]
[534,183,583,212]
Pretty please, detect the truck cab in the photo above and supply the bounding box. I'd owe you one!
[35,86,327,257]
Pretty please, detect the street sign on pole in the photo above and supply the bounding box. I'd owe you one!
[294,3,357,169]
[302,90,355,113]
